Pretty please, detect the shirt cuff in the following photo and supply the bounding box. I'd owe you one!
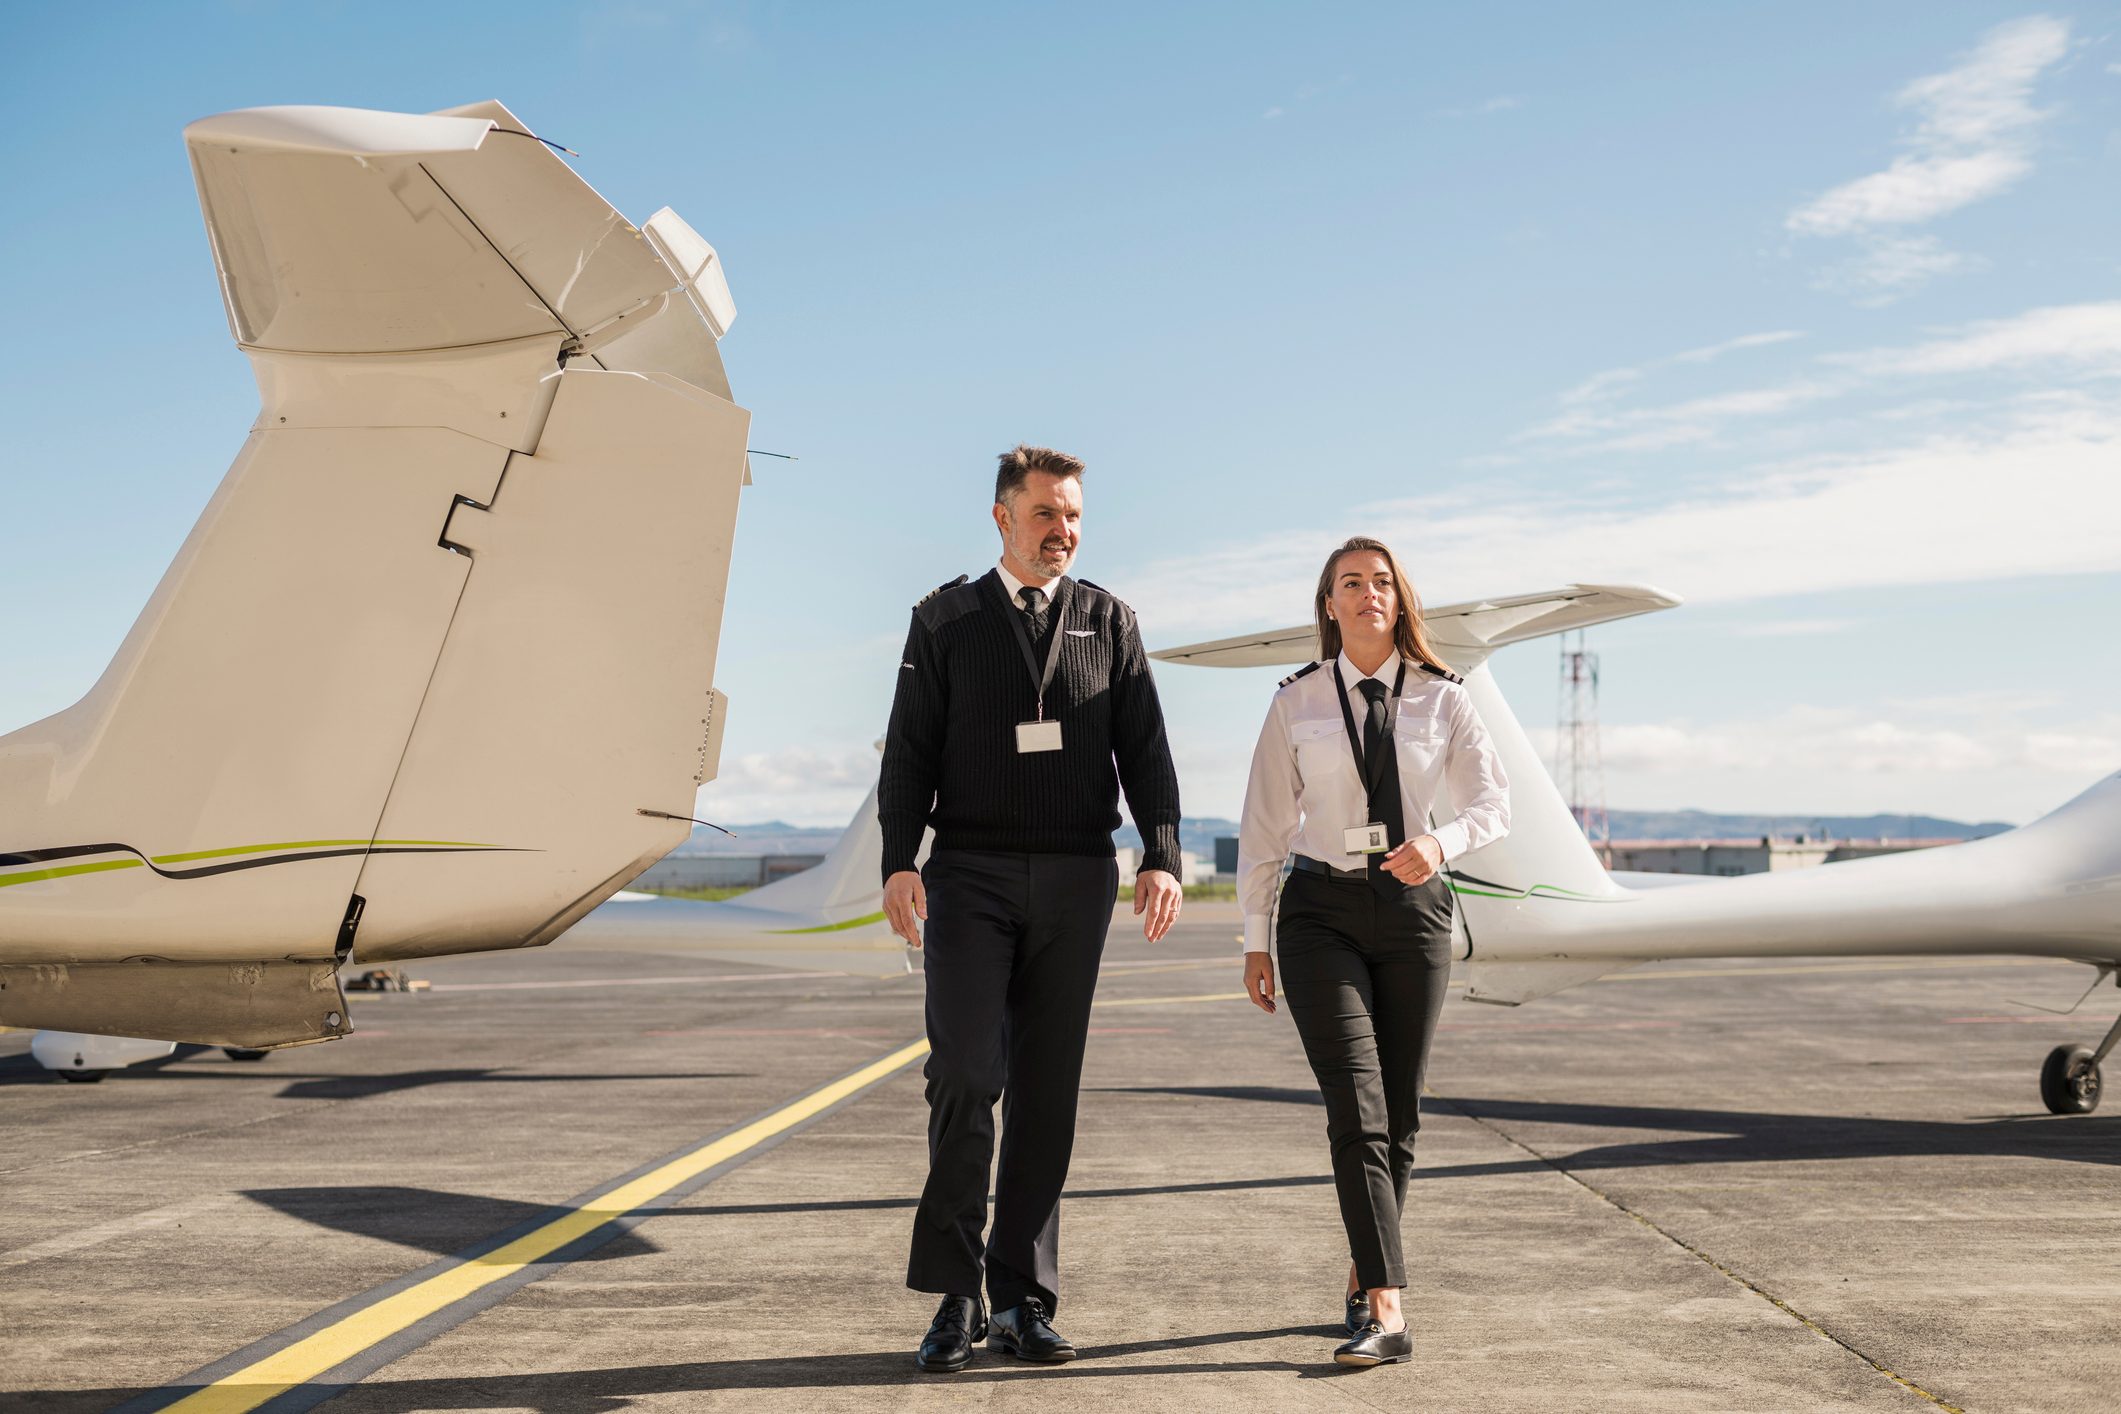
[1431,820,1470,863]
[1243,913,1272,956]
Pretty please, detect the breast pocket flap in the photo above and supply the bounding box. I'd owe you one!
[1290,717,1346,744]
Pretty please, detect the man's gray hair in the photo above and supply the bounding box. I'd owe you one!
[994,444,1086,504]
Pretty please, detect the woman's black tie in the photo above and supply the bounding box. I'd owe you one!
[1357,678,1406,891]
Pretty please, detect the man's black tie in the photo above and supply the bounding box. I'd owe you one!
[1017,585,1050,640]
[1357,678,1407,892]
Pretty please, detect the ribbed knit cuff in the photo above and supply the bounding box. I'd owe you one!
[880,815,925,883]
[1137,820,1182,878]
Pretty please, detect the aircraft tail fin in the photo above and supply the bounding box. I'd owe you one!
[734,781,886,925]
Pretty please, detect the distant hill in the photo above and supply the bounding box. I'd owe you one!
[1111,810,2013,851]
[676,808,2012,858]
[1596,809,2013,843]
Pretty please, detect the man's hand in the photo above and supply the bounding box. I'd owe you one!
[1243,950,1276,1014]
[884,870,927,947]
[1382,834,1445,886]
[1134,868,1182,943]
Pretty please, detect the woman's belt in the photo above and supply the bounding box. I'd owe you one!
[1291,854,1368,881]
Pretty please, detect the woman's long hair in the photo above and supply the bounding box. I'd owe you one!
[1311,536,1453,676]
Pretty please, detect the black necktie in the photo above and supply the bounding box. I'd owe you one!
[1357,678,1406,891]
[1017,585,1049,640]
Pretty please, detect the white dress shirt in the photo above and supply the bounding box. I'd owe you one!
[1237,650,1510,956]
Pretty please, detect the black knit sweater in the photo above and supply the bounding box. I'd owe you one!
[879,570,1182,880]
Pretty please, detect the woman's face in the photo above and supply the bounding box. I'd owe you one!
[1327,551,1398,639]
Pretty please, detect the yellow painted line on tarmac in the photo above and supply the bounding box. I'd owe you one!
[157,1038,932,1414]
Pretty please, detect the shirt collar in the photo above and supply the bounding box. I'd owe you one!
[1336,648,1402,688]
[996,559,1064,609]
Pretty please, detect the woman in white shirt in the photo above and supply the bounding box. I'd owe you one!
[1236,535,1510,1367]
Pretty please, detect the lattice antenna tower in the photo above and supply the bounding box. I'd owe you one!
[1553,629,1611,861]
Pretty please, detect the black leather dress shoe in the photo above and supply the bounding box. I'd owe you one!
[988,1298,1077,1363]
[1333,1320,1412,1367]
[914,1294,986,1373]
[1345,1291,1372,1336]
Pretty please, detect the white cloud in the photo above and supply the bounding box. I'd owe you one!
[1532,707,2120,810]
[1788,16,2070,235]
[1442,94,1523,117]
[695,743,881,826]
[1786,15,2071,297]
[1733,618,1858,638]
[1557,330,1804,411]
[1262,106,1285,120]
[1131,393,2121,636]
[1811,234,1983,306]
[1527,301,2121,453]
[1830,300,2121,376]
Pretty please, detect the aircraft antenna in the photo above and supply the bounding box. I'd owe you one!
[1554,629,1611,865]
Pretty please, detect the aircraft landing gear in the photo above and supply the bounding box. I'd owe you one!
[2041,1009,2121,1115]
[221,1048,270,1061]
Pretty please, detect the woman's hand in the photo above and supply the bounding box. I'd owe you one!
[1244,950,1276,1013]
[1382,834,1444,885]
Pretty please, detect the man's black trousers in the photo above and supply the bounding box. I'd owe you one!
[906,849,1118,1314]
[1275,866,1454,1290]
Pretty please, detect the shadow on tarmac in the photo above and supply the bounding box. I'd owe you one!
[10,1324,1359,1410]
[1099,1085,2121,1172]
[0,1053,748,1096]
[1436,1094,2121,1172]
[242,1186,661,1261]
[665,1171,1336,1220]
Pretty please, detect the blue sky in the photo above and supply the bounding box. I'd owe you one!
[3,2,2117,830]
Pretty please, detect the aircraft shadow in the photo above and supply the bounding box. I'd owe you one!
[274,1070,748,1101]
[0,1050,746,1097]
[242,1185,659,1262]
[663,1171,1334,1220]
[1100,1084,2121,1172]
[12,1325,1343,1409]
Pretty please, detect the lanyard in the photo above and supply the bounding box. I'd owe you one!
[1330,658,1405,795]
[1000,576,1070,721]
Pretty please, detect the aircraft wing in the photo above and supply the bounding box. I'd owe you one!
[1151,583,1682,674]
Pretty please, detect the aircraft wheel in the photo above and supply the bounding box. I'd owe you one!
[222,1048,270,1061]
[55,1069,109,1084]
[2040,1044,2101,1115]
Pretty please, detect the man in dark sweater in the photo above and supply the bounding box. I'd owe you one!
[882,443,1183,1372]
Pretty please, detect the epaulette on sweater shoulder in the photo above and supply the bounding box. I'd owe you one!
[1277,661,1324,689]
[913,574,977,629]
[1070,577,1130,614]
[1417,660,1464,684]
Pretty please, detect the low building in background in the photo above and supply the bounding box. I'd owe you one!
[1607,836,1963,877]
[634,854,824,892]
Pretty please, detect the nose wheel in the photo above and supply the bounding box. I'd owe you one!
[2040,1005,2121,1115]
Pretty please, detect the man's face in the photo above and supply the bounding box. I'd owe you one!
[993,471,1083,581]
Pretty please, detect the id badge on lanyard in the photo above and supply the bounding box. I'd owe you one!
[1004,580,1070,754]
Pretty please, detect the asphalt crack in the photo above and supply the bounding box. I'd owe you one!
[1432,1092,1967,1414]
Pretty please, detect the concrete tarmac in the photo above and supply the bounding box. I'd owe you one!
[3,902,2118,1412]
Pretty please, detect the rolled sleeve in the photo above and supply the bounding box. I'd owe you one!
[1434,685,1510,862]
[1236,695,1300,956]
